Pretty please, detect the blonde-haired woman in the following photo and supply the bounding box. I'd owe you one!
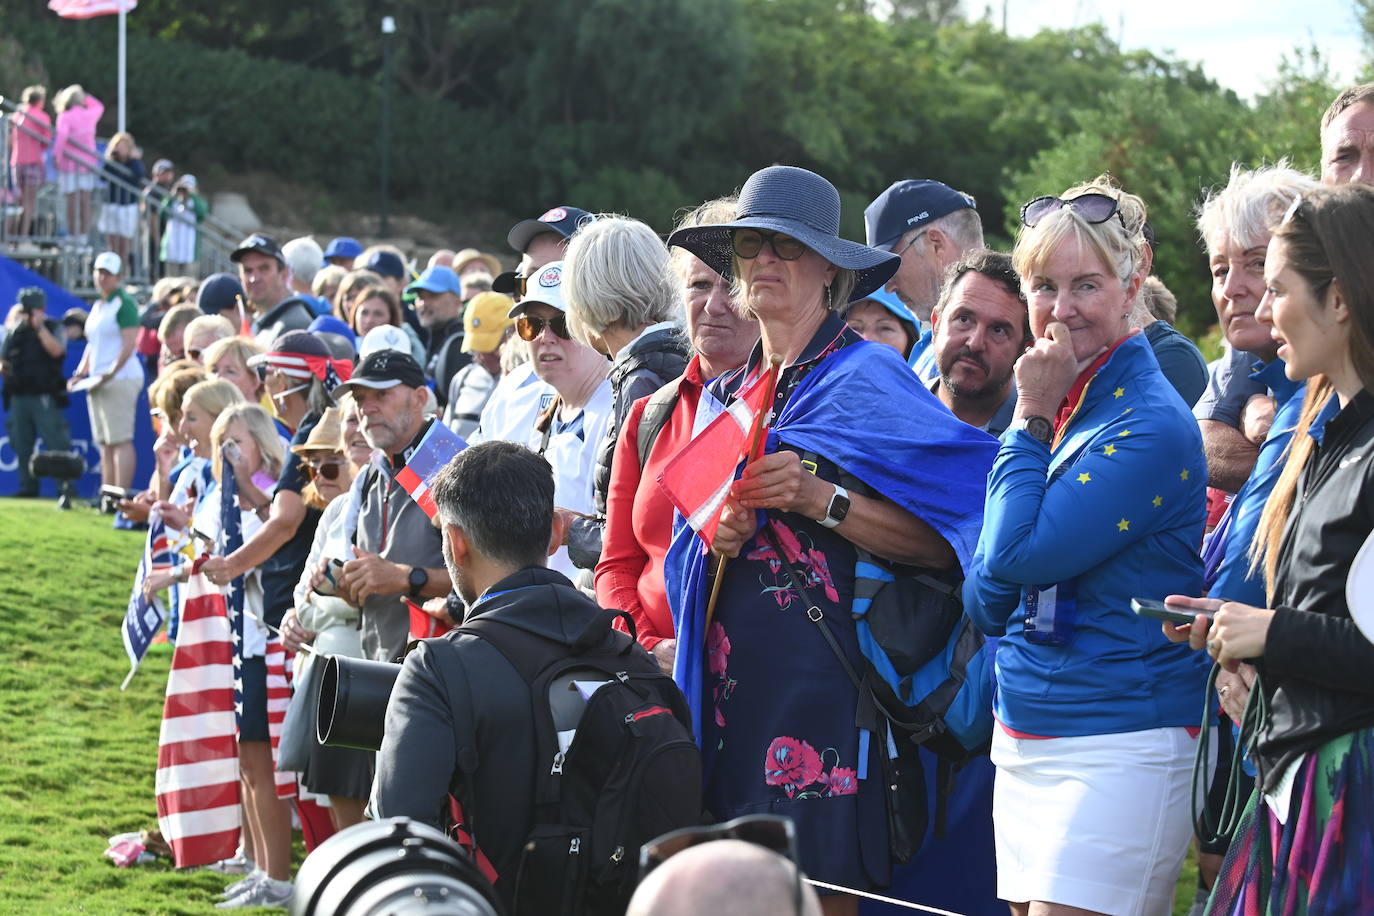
[201,402,295,906]
[51,84,104,240]
[965,176,1210,916]
[203,335,266,405]
[97,131,144,264]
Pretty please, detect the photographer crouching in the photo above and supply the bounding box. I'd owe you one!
[1,287,77,508]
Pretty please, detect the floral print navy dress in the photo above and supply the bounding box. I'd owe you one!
[701,317,891,889]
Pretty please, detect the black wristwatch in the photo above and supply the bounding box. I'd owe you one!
[1015,415,1053,446]
[817,484,851,529]
[407,565,429,598]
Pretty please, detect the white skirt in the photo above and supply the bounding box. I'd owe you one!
[97,202,138,238]
[990,726,1212,916]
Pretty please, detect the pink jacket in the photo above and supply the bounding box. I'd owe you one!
[52,94,104,174]
[9,104,52,167]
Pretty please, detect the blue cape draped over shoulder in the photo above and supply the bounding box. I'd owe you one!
[665,339,999,738]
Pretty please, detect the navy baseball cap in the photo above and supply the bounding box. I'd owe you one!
[231,232,286,264]
[196,272,245,315]
[506,206,593,254]
[864,180,977,252]
[323,237,364,261]
[361,250,406,280]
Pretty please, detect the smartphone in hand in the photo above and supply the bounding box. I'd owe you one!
[1131,597,1202,625]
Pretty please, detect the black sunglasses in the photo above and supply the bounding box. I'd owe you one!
[303,459,344,481]
[187,347,204,361]
[639,814,801,916]
[515,313,571,341]
[731,229,808,261]
[1020,192,1123,229]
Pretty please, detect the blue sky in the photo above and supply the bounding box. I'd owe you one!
[1004,0,1367,97]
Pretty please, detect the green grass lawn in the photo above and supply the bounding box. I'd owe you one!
[0,500,286,914]
[0,499,1202,914]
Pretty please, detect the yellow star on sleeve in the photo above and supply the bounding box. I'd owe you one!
[1152,495,1163,508]
[1113,387,1125,398]
[1180,468,1190,481]
[1103,444,1118,456]
[1077,472,1092,484]
[1116,518,1130,532]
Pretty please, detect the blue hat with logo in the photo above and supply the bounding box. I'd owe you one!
[507,206,595,254]
[405,265,463,297]
[323,237,365,261]
[864,179,978,252]
[666,165,899,303]
[845,287,919,326]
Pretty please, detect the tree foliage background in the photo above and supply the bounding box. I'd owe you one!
[7,0,1366,332]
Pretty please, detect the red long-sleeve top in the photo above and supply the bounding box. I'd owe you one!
[595,356,709,650]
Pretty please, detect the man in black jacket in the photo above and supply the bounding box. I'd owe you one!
[232,233,316,348]
[374,440,634,892]
[1,288,75,505]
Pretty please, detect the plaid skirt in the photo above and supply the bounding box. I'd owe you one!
[1206,726,1374,915]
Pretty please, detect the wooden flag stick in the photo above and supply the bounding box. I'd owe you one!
[704,354,783,629]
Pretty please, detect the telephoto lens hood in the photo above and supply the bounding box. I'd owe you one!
[290,817,504,916]
[317,655,402,751]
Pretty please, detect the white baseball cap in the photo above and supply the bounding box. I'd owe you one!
[506,260,566,317]
[93,251,122,275]
[359,324,414,360]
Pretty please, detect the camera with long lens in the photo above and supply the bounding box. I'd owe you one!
[290,816,503,916]
[316,655,403,751]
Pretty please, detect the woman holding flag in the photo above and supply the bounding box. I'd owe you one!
[665,165,998,913]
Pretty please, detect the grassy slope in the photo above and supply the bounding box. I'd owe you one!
[0,500,1201,914]
[0,501,272,914]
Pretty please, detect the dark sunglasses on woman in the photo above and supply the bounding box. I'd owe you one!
[515,313,571,341]
[731,228,808,261]
[1020,192,1123,229]
[303,459,344,482]
[639,814,802,916]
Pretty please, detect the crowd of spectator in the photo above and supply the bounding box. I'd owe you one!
[3,75,1374,916]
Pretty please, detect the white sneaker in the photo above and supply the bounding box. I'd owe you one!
[216,877,292,909]
[216,869,264,901]
[205,854,255,875]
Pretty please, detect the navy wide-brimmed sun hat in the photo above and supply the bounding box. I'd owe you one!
[667,165,900,303]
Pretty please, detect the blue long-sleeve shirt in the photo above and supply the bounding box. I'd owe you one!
[1204,358,1306,607]
[964,334,1212,737]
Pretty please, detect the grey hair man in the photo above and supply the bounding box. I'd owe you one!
[864,179,984,381]
[1321,83,1374,186]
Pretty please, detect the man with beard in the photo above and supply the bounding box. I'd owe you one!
[328,349,454,662]
[928,249,1029,436]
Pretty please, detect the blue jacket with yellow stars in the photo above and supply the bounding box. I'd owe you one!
[964,332,1211,737]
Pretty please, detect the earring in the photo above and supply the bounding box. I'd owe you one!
[825,285,833,309]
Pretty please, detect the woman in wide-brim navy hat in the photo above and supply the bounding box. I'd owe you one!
[664,165,999,912]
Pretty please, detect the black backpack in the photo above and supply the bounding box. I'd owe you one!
[461,609,703,916]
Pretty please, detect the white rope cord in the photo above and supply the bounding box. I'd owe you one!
[803,879,967,915]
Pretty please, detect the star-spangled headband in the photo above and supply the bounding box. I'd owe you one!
[256,352,353,393]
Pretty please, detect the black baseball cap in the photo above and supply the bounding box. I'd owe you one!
[506,206,594,254]
[18,287,45,311]
[333,348,427,394]
[230,232,285,264]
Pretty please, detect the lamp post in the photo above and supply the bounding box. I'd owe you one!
[380,15,396,238]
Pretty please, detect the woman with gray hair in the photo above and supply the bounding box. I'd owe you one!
[561,215,692,572]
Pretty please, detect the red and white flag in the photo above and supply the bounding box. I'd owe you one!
[154,571,241,869]
[657,366,776,547]
[47,0,135,18]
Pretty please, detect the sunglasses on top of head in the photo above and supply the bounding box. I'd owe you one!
[1020,192,1123,229]
[515,313,571,341]
[731,229,808,261]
